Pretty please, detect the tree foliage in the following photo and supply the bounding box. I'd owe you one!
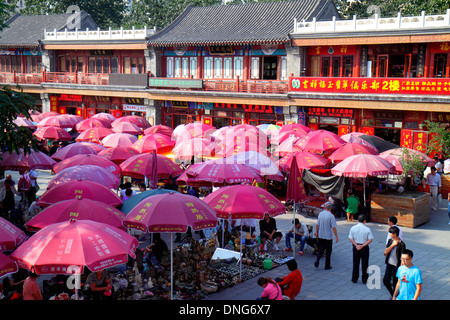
[425,120,450,158]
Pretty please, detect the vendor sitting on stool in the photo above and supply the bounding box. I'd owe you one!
[259,212,282,251]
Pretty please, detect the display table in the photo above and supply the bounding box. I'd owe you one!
[370,190,430,228]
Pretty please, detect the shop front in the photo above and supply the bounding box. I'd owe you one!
[305,106,354,135]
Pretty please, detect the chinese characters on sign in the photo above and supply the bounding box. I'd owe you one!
[290,77,450,95]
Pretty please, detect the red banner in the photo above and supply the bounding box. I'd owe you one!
[290,77,450,95]
[412,131,428,153]
[400,129,413,148]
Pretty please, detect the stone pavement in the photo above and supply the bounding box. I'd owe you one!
[7,169,450,301]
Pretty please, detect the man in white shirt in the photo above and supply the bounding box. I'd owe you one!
[426,167,441,210]
[314,202,338,270]
[348,215,373,284]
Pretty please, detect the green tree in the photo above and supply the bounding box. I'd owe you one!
[22,0,126,29]
[425,120,450,158]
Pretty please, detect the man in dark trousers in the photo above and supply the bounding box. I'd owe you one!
[348,215,373,283]
[314,202,338,270]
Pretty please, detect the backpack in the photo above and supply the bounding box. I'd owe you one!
[18,174,31,191]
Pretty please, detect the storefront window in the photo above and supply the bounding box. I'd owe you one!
[433,53,447,78]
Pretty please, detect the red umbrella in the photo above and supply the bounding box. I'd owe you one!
[101,133,138,148]
[286,155,307,204]
[10,219,139,274]
[131,133,176,154]
[279,123,311,136]
[33,126,72,141]
[340,133,378,153]
[0,149,56,171]
[380,148,435,166]
[111,122,143,135]
[75,118,109,132]
[273,130,307,145]
[378,154,404,175]
[174,122,215,139]
[218,141,271,158]
[183,161,263,186]
[331,154,396,178]
[36,180,122,208]
[111,115,151,129]
[36,115,73,129]
[0,252,18,277]
[0,216,28,251]
[14,117,37,130]
[144,125,173,137]
[75,127,114,142]
[97,146,140,165]
[328,142,378,163]
[26,198,126,232]
[203,185,285,219]
[48,164,120,189]
[52,154,121,177]
[120,153,182,179]
[295,130,345,154]
[51,142,102,161]
[276,151,331,172]
[92,112,116,123]
[39,111,59,119]
[172,137,219,160]
[273,135,302,157]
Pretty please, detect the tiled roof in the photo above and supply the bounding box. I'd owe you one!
[147,0,337,46]
[0,11,98,47]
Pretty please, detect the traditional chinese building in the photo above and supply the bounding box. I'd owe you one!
[288,10,450,151]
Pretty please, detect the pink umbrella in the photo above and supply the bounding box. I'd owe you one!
[218,141,271,158]
[120,153,182,179]
[51,142,102,161]
[36,115,73,129]
[14,117,37,130]
[286,154,307,204]
[378,154,404,175]
[92,112,116,123]
[0,149,56,171]
[276,151,331,172]
[131,133,176,154]
[172,137,219,160]
[340,133,378,153]
[97,147,140,165]
[111,116,151,130]
[183,161,264,186]
[174,122,215,139]
[380,148,435,166]
[10,219,139,274]
[331,154,396,178]
[295,130,346,154]
[52,154,121,177]
[273,135,302,157]
[37,180,122,208]
[101,133,138,148]
[0,252,18,277]
[39,111,59,119]
[203,184,286,219]
[75,118,109,132]
[75,127,114,142]
[279,123,311,136]
[26,198,126,232]
[111,122,143,135]
[33,126,72,141]
[0,216,28,251]
[328,142,378,164]
[144,125,173,137]
[48,164,120,189]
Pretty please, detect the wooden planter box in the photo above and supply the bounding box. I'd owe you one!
[370,191,430,228]
[441,174,450,199]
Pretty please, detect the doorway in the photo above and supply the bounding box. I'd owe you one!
[263,57,278,80]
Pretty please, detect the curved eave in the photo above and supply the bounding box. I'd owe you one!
[147,38,290,47]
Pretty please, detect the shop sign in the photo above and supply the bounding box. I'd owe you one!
[50,96,58,112]
[149,78,203,89]
[307,45,357,56]
[308,107,354,118]
[412,131,428,153]
[208,46,233,55]
[90,50,113,56]
[290,77,450,96]
[400,129,413,148]
[123,104,146,112]
[360,127,374,135]
[59,94,82,102]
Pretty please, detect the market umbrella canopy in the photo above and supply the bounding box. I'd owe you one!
[273,135,302,157]
[10,219,139,274]
[123,192,217,233]
[218,141,272,158]
[111,115,151,129]
[111,122,143,135]
[119,153,183,179]
[285,154,307,204]
[380,147,435,166]
[75,127,114,142]
[273,129,307,145]
[36,115,74,129]
[340,133,378,153]
[48,164,120,189]
[0,252,18,277]
[184,160,264,186]
[203,184,286,219]
[279,123,311,136]
[120,189,176,215]
[357,135,399,153]
[52,154,121,177]
[26,198,126,232]
[101,133,138,148]
[172,137,220,160]
[378,154,404,175]
[97,146,140,165]
[0,216,28,251]
[36,180,122,208]
[174,122,215,139]
[13,117,37,130]
[143,124,174,137]
[92,112,116,123]
[294,130,346,154]
[328,142,378,163]
[277,151,331,172]
[331,154,396,178]
[131,133,176,154]
[51,142,103,161]
[0,149,56,171]
[75,118,110,132]
[33,126,73,141]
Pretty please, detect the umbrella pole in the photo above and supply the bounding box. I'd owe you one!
[363,178,366,208]
[170,232,173,300]
[293,201,296,259]
[240,224,242,281]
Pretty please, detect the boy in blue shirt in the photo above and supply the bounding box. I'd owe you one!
[393,249,422,300]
